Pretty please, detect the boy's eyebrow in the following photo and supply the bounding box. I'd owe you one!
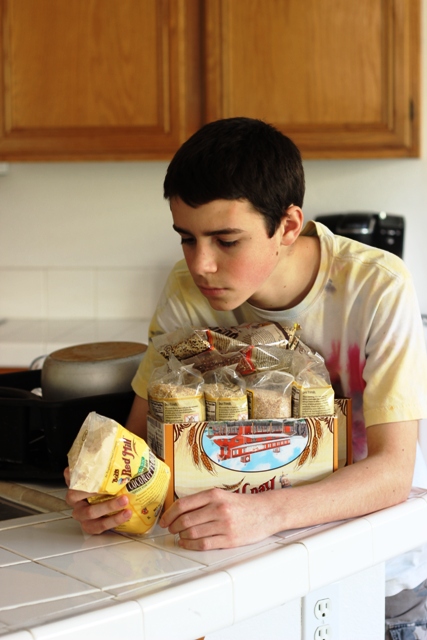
[172,224,245,236]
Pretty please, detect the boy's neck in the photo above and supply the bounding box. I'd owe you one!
[248,236,321,312]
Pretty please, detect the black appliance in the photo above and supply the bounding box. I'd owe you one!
[0,370,134,480]
[314,212,405,258]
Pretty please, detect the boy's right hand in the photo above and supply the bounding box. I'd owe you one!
[64,467,132,535]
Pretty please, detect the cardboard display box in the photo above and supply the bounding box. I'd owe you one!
[147,398,352,511]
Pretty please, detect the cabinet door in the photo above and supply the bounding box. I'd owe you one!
[204,0,420,158]
[0,0,202,160]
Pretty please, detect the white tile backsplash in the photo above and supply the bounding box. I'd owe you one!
[0,270,46,317]
[0,342,45,367]
[46,270,96,318]
[0,266,169,320]
[0,319,151,366]
[96,269,152,318]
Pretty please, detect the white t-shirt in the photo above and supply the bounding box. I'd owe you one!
[132,220,427,594]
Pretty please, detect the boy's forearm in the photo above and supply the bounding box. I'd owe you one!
[266,460,407,534]
[263,421,417,533]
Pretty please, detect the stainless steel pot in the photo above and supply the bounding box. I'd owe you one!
[41,341,147,402]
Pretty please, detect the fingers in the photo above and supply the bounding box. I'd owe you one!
[159,488,220,529]
[77,496,132,535]
[65,489,132,535]
[65,488,96,508]
[159,489,241,549]
[63,466,132,536]
[159,489,271,550]
[177,532,228,551]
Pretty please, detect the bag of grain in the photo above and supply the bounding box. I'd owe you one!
[203,365,248,421]
[291,351,335,417]
[148,356,205,423]
[246,370,294,419]
[67,412,170,534]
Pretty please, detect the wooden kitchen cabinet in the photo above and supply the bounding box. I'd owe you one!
[0,0,420,160]
[0,0,202,160]
[204,0,420,158]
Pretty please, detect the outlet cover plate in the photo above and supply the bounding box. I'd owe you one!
[302,582,340,639]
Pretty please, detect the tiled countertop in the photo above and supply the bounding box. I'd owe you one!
[1,481,427,639]
[0,319,150,367]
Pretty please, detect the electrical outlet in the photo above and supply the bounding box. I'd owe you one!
[314,625,332,639]
[302,583,340,639]
[315,598,332,620]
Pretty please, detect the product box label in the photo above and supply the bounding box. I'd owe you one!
[147,399,351,510]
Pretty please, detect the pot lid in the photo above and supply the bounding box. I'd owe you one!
[48,341,147,363]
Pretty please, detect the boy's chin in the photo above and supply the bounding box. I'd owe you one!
[207,297,241,312]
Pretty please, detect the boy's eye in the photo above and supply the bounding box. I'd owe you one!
[180,237,238,248]
[218,239,238,248]
[180,236,195,245]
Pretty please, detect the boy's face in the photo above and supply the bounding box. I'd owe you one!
[171,197,289,311]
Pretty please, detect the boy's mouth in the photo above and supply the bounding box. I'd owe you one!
[198,285,227,297]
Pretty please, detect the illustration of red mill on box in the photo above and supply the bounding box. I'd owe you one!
[147,398,352,511]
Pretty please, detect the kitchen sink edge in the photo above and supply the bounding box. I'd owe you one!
[0,480,68,521]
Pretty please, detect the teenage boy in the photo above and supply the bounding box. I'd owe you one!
[65,117,427,637]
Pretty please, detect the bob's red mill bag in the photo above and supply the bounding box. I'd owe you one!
[68,412,170,534]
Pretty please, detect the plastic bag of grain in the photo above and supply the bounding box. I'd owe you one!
[203,365,248,421]
[291,351,335,417]
[67,411,170,534]
[148,355,205,423]
[246,371,294,420]
[246,370,294,419]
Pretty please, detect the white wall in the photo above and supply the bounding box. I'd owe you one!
[0,1,426,320]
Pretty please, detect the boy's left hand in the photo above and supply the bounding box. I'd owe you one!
[159,488,274,550]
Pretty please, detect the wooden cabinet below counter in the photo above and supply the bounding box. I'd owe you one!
[0,0,420,160]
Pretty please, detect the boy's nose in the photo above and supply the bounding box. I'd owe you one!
[191,246,218,275]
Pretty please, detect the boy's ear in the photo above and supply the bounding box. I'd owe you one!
[280,205,304,245]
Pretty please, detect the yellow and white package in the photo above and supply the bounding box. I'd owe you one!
[291,352,335,417]
[148,356,205,423]
[106,449,170,534]
[67,411,170,534]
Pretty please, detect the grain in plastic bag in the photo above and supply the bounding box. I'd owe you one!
[67,412,170,534]
[246,370,294,419]
[203,365,248,421]
[291,351,335,416]
[148,355,205,423]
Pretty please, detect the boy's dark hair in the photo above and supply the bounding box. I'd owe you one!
[163,117,305,237]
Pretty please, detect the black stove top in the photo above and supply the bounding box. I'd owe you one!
[0,370,134,480]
